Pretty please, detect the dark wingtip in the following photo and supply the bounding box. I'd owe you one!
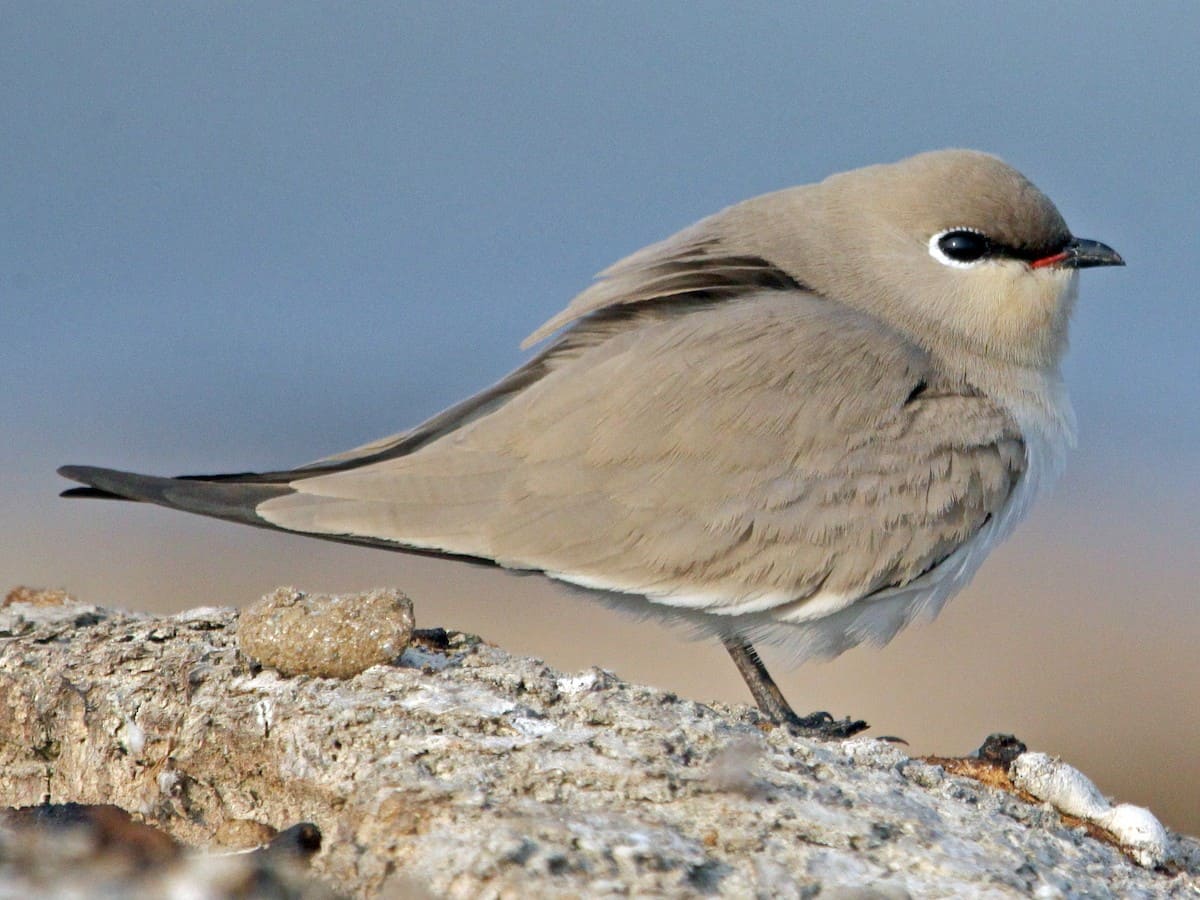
[55,463,296,527]
[58,465,133,501]
[55,462,504,566]
[61,486,126,500]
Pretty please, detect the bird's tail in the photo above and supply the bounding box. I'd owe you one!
[57,464,498,562]
[57,465,293,529]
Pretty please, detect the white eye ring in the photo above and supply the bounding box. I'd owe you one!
[929,227,989,269]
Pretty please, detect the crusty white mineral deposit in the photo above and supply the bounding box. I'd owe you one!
[1011,750,1170,868]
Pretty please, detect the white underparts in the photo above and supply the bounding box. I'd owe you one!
[545,571,856,622]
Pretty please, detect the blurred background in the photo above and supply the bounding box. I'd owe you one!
[3,3,1196,832]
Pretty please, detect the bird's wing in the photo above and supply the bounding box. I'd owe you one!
[256,290,1025,615]
[521,213,805,348]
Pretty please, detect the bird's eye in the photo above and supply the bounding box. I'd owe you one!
[938,231,988,261]
[929,229,991,268]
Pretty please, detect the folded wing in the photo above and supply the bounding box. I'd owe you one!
[257,290,1024,616]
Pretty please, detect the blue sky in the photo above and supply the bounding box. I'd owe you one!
[6,4,1197,469]
[2,3,1197,830]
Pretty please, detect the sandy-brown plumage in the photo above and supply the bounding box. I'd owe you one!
[58,149,1123,730]
[258,293,1023,620]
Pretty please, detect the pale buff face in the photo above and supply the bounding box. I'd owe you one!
[888,243,1080,368]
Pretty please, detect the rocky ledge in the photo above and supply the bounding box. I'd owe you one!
[0,588,1196,898]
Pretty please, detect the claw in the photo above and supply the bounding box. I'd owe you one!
[783,710,870,739]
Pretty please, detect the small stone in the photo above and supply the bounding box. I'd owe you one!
[899,760,945,789]
[841,737,910,770]
[237,586,414,678]
[3,586,76,607]
[977,733,1027,768]
[212,818,278,850]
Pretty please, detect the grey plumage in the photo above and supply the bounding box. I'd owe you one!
[59,149,1123,729]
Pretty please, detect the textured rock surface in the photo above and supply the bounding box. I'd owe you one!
[0,596,1196,898]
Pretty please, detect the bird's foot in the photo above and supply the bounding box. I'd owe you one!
[722,636,869,739]
[778,709,870,739]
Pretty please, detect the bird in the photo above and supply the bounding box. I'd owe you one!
[59,149,1124,737]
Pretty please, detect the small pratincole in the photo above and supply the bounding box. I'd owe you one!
[60,149,1124,736]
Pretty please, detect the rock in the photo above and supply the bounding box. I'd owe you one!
[0,802,334,899]
[237,586,415,678]
[0,594,1195,898]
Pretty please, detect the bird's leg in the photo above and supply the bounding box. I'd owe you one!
[721,636,868,738]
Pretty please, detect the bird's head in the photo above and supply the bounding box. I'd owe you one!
[753,149,1124,370]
